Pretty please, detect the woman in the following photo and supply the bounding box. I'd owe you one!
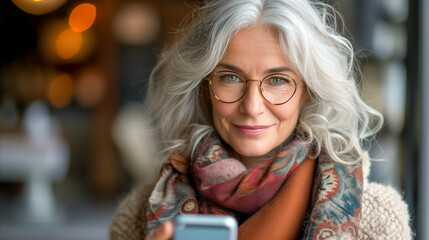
[110,0,412,239]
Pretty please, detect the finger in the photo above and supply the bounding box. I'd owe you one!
[147,221,174,240]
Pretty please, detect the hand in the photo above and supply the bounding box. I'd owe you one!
[146,221,174,240]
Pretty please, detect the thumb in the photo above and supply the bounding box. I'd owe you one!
[147,221,174,240]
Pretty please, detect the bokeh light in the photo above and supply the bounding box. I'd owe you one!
[11,0,67,15]
[46,73,74,108]
[69,3,96,32]
[113,2,160,45]
[56,28,82,59]
[39,20,95,63]
[75,68,105,108]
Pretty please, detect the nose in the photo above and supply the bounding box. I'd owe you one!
[239,81,266,117]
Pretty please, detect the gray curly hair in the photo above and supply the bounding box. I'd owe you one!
[145,0,383,165]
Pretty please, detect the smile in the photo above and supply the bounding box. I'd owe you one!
[234,125,271,136]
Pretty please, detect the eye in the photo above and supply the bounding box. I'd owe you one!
[219,73,241,83]
[267,76,291,86]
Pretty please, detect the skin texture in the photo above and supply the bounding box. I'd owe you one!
[210,25,307,169]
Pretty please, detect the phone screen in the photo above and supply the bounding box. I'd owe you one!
[175,225,231,240]
[174,214,237,240]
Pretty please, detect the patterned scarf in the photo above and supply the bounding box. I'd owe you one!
[145,133,363,239]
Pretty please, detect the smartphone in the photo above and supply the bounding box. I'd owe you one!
[174,214,238,240]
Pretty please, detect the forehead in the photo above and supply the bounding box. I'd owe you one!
[228,25,280,50]
[218,25,299,78]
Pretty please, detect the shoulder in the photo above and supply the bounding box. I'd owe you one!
[359,153,413,239]
[109,183,156,240]
[360,182,413,240]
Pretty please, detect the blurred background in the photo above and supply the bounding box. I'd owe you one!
[0,0,427,239]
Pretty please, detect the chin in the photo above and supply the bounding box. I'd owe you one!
[234,145,273,158]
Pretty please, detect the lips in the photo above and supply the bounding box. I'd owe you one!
[234,125,270,136]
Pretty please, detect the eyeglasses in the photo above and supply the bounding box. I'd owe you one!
[207,70,304,105]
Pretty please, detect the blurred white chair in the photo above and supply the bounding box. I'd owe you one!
[0,101,69,223]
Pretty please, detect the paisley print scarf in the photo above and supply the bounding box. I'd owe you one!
[192,133,307,214]
[145,132,363,239]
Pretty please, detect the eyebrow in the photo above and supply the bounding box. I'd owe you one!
[216,63,295,75]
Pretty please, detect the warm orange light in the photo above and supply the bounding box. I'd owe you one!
[56,28,82,59]
[47,74,74,108]
[40,20,95,63]
[69,3,96,32]
[12,0,67,15]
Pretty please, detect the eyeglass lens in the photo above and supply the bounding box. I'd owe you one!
[209,71,297,105]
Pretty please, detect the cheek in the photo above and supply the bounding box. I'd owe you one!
[271,100,303,131]
[276,88,307,122]
[210,97,232,130]
[275,108,299,124]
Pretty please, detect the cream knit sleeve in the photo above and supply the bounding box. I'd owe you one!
[359,182,413,240]
[359,152,413,239]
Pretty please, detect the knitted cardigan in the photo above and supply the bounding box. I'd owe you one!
[109,154,412,239]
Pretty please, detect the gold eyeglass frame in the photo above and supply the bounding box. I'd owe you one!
[206,70,305,105]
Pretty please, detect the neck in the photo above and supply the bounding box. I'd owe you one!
[235,146,281,169]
